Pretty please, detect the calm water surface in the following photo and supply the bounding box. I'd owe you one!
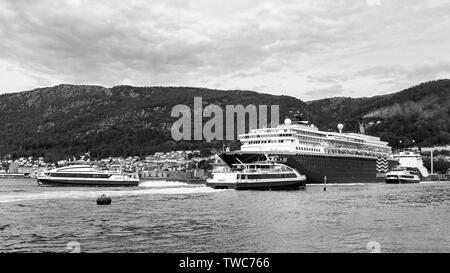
[0,179,449,253]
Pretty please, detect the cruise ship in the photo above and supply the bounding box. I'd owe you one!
[220,118,399,184]
[37,165,139,186]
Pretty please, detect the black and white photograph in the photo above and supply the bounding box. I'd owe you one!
[0,0,449,260]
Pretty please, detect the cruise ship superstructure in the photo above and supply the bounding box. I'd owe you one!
[220,118,399,184]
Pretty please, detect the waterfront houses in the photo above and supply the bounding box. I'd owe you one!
[1,150,214,180]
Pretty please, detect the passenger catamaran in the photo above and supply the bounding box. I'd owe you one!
[37,165,139,186]
[220,117,399,184]
[207,156,306,190]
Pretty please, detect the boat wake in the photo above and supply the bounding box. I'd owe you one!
[419,181,449,184]
[308,183,367,187]
[138,181,200,188]
[0,182,227,203]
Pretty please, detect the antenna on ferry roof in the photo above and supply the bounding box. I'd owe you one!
[357,117,366,135]
[263,152,275,165]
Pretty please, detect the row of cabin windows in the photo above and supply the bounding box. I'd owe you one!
[247,140,295,144]
[243,133,293,139]
[238,173,298,179]
[293,130,323,138]
[298,135,319,142]
[48,173,112,178]
[296,147,320,152]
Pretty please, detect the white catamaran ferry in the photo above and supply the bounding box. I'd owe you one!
[36,165,139,187]
[207,157,306,190]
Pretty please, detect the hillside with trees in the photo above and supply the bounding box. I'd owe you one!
[1,80,449,161]
[307,79,450,149]
[0,84,310,161]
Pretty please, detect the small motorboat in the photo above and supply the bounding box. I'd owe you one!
[206,159,306,190]
[385,167,421,184]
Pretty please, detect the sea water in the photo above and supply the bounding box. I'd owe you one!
[0,179,449,253]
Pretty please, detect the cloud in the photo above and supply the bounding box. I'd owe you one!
[0,0,450,98]
[369,63,450,80]
[354,62,450,90]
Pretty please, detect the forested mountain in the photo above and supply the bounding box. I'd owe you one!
[1,80,449,161]
[0,85,310,160]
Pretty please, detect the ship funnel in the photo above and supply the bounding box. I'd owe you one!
[357,118,366,135]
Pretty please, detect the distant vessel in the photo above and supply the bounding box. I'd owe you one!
[0,173,26,179]
[206,158,306,190]
[36,165,139,186]
[392,151,429,178]
[385,167,421,184]
[220,117,398,184]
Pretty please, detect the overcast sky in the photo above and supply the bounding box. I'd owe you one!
[1,0,450,100]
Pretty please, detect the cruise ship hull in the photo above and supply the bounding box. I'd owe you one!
[220,152,399,184]
[37,178,139,187]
